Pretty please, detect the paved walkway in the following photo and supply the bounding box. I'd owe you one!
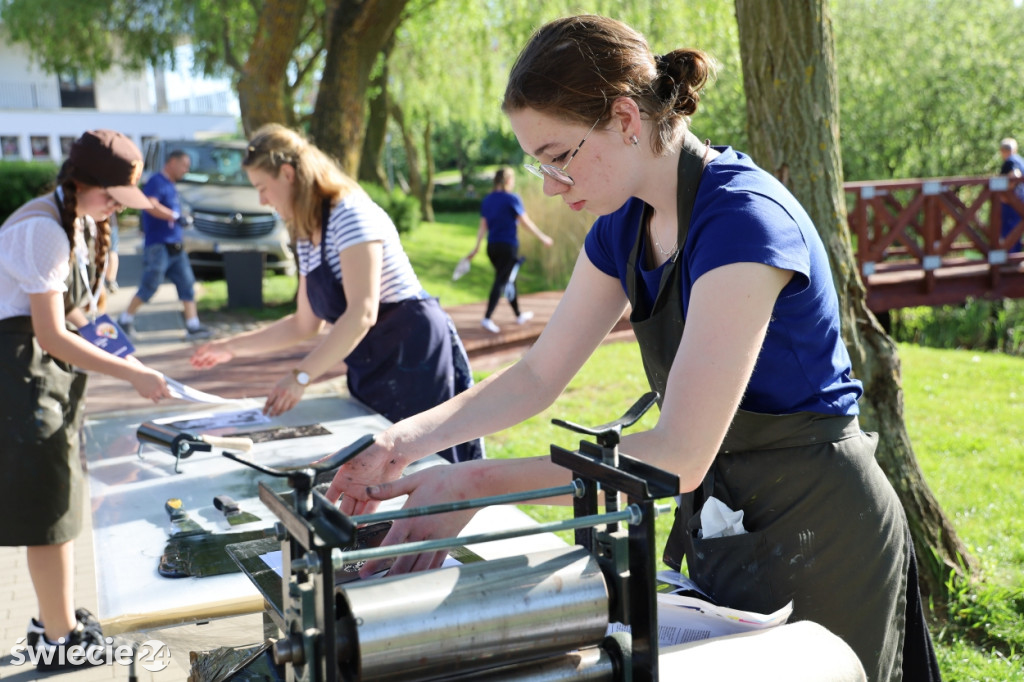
[0,231,633,680]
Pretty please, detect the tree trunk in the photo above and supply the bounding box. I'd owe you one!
[236,0,309,136]
[734,0,974,615]
[421,119,435,222]
[391,101,425,213]
[358,46,392,187]
[309,0,407,176]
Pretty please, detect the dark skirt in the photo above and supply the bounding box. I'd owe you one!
[0,316,88,546]
[345,298,483,463]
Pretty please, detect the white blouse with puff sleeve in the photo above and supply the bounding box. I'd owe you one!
[0,216,85,320]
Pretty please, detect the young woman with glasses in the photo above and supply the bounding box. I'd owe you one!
[326,15,939,680]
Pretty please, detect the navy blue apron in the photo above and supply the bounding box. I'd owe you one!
[306,200,482,463]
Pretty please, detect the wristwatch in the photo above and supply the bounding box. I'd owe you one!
[292,369,311,387]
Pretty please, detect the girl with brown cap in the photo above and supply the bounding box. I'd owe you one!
[0,129,171,670]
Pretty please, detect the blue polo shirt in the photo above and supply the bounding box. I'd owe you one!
[141,173,184,246]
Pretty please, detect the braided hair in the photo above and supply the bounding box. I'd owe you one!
[57,166,111,297]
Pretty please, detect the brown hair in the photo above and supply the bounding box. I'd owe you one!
[503,15,714,156]
[56,165,110,296]
[243,123,363,241]
[492,166,514,191]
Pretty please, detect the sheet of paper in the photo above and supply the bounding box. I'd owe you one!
[656,569,714,600]
[162,375,248,405]
[608,594,793,647]
[260,551,461,580]
[167,407,271,432]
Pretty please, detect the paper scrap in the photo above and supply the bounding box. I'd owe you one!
[163,374,245,405]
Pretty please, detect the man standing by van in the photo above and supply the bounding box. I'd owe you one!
[118,149,211,339]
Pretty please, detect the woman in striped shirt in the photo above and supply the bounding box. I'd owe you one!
[191,124,481,463]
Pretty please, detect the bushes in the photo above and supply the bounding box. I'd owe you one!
[889,298,1024,356]
[0,161,59,223]
[361,183,421,234]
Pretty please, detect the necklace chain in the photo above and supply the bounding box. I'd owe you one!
[648,139,711,259]
[649,218,677,256]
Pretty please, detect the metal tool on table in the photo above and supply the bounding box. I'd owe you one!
[214,495,262,526]
[159,497,274,578]
[165,497,207,537]
[136,421,254,473]
[215,392,678,682]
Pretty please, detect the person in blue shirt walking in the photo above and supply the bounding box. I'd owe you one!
[117,149,211,339]
[467,167,552,333]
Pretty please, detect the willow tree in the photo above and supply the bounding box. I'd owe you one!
[733,0,973,611]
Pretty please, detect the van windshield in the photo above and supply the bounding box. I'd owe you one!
[173,142,250,187]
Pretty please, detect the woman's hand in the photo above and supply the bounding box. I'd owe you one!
[130,366,172,402]
[263,372,305,416]
[352,466,478,578]
[323,438,408,514]
[539,233,554,247]
[190,340,235,369]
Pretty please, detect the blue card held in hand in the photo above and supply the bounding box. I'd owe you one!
[78,313,136,358]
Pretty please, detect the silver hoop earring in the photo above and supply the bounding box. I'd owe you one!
[630,135,640,147]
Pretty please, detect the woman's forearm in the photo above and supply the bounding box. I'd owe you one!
[297,306,374,379]
[220,313,322,358]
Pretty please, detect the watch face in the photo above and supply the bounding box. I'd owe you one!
[295,371,310,386]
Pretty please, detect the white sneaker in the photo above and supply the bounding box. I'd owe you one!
[480,318,500,333]
[516,311,534,325]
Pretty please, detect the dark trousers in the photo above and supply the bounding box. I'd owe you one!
[485,242,521,319]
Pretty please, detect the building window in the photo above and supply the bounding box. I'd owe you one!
[60,136,76,158]
[58,70,96,109]
[30,136,51,159]
[1,136,19,159]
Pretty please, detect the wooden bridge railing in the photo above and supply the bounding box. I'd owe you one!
[844,174,1024,312]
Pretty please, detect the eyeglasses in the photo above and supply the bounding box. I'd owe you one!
[523,118,601,186]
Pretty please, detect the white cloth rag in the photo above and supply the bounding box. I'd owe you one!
[699,496,747,539]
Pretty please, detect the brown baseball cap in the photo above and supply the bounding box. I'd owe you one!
[68,130,153,210]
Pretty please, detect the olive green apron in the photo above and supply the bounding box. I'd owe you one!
[627,134,908,681]
[0,195,91,546]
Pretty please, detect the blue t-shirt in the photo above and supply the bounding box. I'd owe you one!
[1001,153,1024,223]
[141,173,183,246]
[480,191,525,246]
[585,147,862,416]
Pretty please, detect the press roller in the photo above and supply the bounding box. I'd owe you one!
[334,546,610,680]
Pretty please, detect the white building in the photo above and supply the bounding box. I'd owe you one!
[0,30,239,162]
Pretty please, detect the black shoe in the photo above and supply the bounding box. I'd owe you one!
[34,622,110,671]
[25,617,43,650]
[26,608,101,650]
